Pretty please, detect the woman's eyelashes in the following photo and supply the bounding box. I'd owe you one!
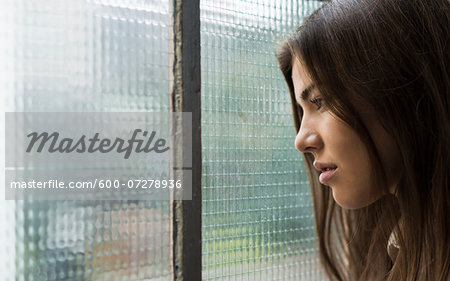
[296,96,324,111]
[309,97,323,110]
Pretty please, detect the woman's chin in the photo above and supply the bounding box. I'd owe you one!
[331,189,381,210]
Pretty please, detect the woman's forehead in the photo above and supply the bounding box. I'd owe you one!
[291,59,315,102]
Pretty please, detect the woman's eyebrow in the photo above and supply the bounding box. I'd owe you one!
[300,84,316,101]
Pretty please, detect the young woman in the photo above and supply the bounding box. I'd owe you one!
[276,0,449,280]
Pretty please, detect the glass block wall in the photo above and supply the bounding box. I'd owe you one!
[0,1,171,280]
[200,0,327,280]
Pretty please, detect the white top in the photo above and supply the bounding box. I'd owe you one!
[387,230,399,262]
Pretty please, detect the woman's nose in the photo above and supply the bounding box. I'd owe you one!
[295,121,323,153]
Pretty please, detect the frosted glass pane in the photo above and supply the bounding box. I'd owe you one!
[201,1,327,280]
[1,1,171,280]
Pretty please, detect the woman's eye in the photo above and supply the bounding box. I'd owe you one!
[309,97,323,110]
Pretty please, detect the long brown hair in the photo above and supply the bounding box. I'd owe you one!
[276,0,450,280]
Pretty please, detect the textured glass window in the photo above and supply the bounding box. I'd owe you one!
[1,1,171,280]
[2,0,329,280]
[201,1,327,280]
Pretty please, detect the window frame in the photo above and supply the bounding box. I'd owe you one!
[169,0,202,280]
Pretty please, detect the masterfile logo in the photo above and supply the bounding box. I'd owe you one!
[5,112,192,200]
[26,129,169,159]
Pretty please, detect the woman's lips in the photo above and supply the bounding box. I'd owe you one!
[319,167,337,184]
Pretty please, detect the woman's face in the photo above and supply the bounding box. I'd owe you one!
[291,59,402,209]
